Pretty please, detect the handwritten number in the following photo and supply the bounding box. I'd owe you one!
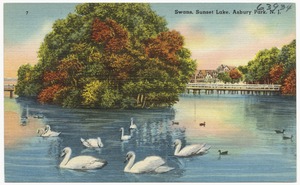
[273,3,278,11]
[286,4,292,12]
[256,3,292,13]
[26,11,28,15]
[256,4,264,10]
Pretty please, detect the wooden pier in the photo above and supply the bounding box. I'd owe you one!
[186,83,281,95]
[4,85,15,98]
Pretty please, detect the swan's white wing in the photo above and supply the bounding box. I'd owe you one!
[121,135,131,140]
[178,144,206,156]
[131,156,165,173]
[42,130,60,137]
[130,125,137,129]
[86,139,99,147]
[154,166,174,173]
[67,155,107,170]
[50,131,60,137]
[81,138,93,148]
[197,145,211,155]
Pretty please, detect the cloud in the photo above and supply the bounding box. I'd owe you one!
[242,18,271,38]
[173,16,295,70]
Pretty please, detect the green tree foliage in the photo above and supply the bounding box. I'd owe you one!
[217,72,231,84]
[240,39,295,95]
[16,3,196,108]
[278,40,296,77]
[245,47,280,84]
[15,64,42,97]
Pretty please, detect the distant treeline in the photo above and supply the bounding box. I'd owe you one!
[216,39,295,95]
[238,39,295,95]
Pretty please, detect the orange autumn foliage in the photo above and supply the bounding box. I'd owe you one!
[281,69,296,95]
[43,71,68,84]
[269,64,284,84]
[38,84,64,104]
[92,18,128,53]
[145,30,183,63]
[229,68,242,80]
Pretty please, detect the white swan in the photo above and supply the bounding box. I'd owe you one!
[59,147,107,170]
[120,127,131,141]
[37,125,61,137]
[81,137,104,148]
[129,118,137,129]
[124,151,174,173]
[43,125,61,137]
[173,139,209,157]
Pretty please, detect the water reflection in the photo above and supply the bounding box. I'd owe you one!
[4,95,297,182]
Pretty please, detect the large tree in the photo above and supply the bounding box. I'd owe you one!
[245,47,280,84]
[16,3,196,108]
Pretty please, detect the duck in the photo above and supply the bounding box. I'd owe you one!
[282,134,293,140]
[20,117,28,126]
[275,129,285,134]
[59,147,107,170]
[218,150,228,155]
[80,137,104,148]
[37,125,61,137]
[199,121,206,127]
[173,139,209,157]
[129,118,137,130]
[124,151,174,174]
[120,127,132,141]
[172,121,179,125]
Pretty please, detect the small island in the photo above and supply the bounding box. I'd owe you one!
[15,3,196,109]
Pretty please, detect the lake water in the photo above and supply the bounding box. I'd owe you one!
[4,94,296,182]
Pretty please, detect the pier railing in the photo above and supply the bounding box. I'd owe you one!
[187,83,281,91]
[4,84,15,98]
[186,83,281,95]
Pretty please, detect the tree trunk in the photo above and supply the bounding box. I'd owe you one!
[142,96,147,108]
[136,94,140,104]
[140,94,144,106]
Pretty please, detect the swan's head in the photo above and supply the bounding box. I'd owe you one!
[97,137,104,147]
[119,127,124,132]
[173,139,182,147]
[60,147,71,157]
[124,151,135,163]
[45,125,51,130]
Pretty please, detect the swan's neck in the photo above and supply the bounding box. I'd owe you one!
[121,129,124,137]
[97,138,103,147]
[174,143,182,155]
[124,155,135,172]
[60,150,71,167]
